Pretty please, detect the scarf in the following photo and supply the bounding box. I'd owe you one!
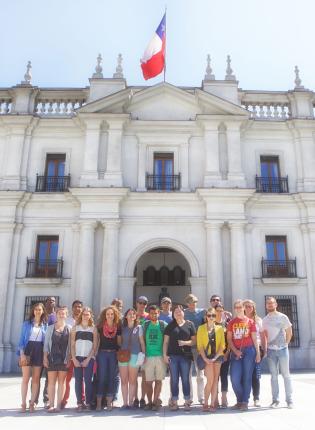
[103,322,117,339]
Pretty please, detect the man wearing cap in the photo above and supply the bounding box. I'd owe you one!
[159,297,172,324]
[136,295,149,324]
[184,294,206,405]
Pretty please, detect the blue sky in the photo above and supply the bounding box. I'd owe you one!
[0,0,314,91]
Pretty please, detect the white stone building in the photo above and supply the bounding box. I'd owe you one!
[0,56,315,371]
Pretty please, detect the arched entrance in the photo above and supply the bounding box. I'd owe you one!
[133,247,192,305]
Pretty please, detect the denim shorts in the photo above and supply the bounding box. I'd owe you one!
[118,353,139,368]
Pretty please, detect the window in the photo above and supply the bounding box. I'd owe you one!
[153,153,174,191]
[266,236,287,261]
[45,154,66,177]
[32,236,60,277]
[262,236,296,277]
[257,156,288,193]
[260,156,280,179]
[24,296,60,321]
[264,295,300,348]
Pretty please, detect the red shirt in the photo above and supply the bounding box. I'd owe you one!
[227,317,256,349]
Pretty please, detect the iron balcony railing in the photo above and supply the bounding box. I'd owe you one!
[146,173,181,191]
[261,258,297,278]
[26,258,64,278]
[35,175,70,192]
[256,175,289,193]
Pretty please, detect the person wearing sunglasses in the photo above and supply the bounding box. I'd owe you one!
[134,296,149,409]
[197,307,225,412]
[227,300,261,411]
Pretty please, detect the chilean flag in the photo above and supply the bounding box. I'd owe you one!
[141,14,166,80]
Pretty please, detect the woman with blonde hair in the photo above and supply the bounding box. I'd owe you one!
[197,307,225,412]
[243,299,265,407]
[96,305,121,411]
[17,302,48,412]
[71,307,98,411]
[43,306,71,412]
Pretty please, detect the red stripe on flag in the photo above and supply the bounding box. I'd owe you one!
[141,49,165,80]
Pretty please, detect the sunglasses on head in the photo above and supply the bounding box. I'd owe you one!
[206,313,216,318]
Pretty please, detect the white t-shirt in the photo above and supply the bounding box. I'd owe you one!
[29,325,43,342]
[262,312,292,350]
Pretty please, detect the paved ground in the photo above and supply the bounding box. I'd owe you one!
[0,372,314,429]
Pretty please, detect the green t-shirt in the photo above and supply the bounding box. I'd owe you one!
[145,321,164,357]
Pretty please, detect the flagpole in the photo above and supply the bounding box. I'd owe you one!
[164,6,167,82]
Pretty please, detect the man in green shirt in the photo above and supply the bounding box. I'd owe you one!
[143,305,167,411]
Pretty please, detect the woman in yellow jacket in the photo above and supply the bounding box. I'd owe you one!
[197,307,226,412]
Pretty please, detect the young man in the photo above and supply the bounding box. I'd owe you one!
[134,296,149,408]
[262,296,293,409]
[143,305,167,410]
[45,296,57,325]
[184,294,205,405]
[210,294,232,322]
[159,297,172,324]
[62,300,84,408]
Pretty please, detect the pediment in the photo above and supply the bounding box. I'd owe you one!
[78,82,248,120]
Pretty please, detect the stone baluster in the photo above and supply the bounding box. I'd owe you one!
[77,220,97,306]
[100,220,120,309]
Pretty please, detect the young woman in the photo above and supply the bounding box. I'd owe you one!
[17,302,48,412]
[214,303,231,408]
[118,308,145,409]
[96,305,121,411]
[43,306,71,412]
[227,300,261,411]
[71,307,98,411]
[243,299,265,407]
[163,304,196,411]
[197,307,225,412]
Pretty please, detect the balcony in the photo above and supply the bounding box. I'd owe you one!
[255,176,289,193]
[146,173,181,191]
[26,258,64,278]
[261,258,297,278]
[35,175,70,192]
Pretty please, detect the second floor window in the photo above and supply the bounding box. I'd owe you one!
[266,235,287,261]
[153,153,174,191]
[36,235,59,276]
[260,156,280,179]
[45,154,66,177]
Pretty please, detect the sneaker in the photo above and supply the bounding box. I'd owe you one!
[139,398,146,409]
[270,401,280,408]
[239,403,248,411]
[169,400,179,411]
[287,402,294,409]
[133,399,139,408]
[231,403,241,410]
[183,401,191,412]
[254,400,261,407]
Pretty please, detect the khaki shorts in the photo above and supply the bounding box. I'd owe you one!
[144,356,166,382]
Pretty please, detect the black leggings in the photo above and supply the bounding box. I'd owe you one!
[219,357,230,392]
[252,367,260,400]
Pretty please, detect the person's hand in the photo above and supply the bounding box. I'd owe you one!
[20,354,28,366]
[81,358,90,368]
[234,350,242,360]
[178,340,186,347]
[255,352,261,363]
[43,356,49,368]
[204,358,212,365]
[163,355,170,364]
[73,358,81,368]
[223,351,230,362]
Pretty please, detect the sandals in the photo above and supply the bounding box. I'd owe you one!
[47,406,56,413]
[29,401,36,413]
[202,404,209,412]
[184,401,191,411]
[209,405,217,412]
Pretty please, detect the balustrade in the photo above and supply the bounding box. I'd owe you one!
[34,98,86,116]
[0,99,12,114]
[242,102,291,120]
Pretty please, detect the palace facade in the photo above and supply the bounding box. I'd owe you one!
[1,57,315,371]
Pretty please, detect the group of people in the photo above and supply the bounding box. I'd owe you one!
[17,293,293,413]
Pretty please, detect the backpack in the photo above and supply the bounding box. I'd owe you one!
[143,320,166,344]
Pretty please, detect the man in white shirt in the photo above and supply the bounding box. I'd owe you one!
[262,296,293,409]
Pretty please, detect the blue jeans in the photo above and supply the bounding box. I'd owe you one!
[96,350,118,397]
[74,356,94,405]
[230,345,256,404]
[267,347,292,403]
[169,355,191,401]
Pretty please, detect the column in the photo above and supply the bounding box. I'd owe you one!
[77,220,97,306]
[205,221,224,301]
[0,223,15,372]
[303,224,315,345]
[229,221,248,303]
[3,223,23,372]
[118,277,136,310]
[70,223,80,301]
[137,142,147,191]
[180,142,189,191]
[226,122,246,186]
[100,220,120,308]
[104,118,127,186]
[202,122,221,186]
[80,118,102,183]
